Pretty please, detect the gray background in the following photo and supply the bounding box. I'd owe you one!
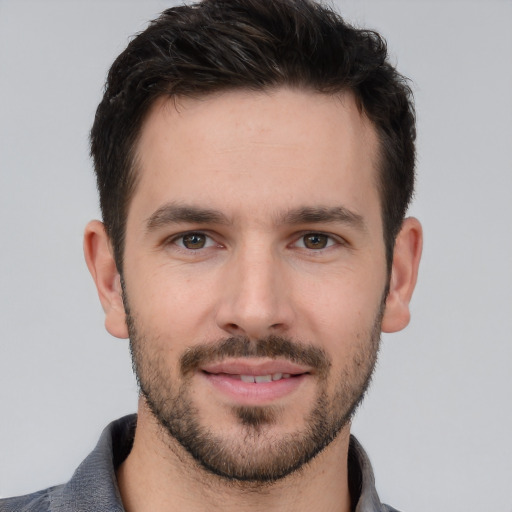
[1,1,511,510]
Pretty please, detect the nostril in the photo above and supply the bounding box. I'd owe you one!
[223,323,245,335]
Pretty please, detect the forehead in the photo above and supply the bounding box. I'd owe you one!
[130,87,381,226]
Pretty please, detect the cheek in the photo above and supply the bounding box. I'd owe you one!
[125,262,218,341]
[294,265,385,331]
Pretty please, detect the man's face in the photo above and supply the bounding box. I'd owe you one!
[121,88,388,481]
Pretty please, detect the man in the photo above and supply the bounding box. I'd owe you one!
[0,0,422,510]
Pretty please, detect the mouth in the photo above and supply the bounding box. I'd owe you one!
[199,359,310,404]
[229,372,293,383]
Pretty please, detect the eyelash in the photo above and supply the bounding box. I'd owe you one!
[169,232,218,251]
[292,232,340,250]
[167,231,343,252]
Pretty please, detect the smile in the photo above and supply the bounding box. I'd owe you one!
[199,360,309,404]
[239,373,292,383]
[200,358,311,377]
[204,372,294,383]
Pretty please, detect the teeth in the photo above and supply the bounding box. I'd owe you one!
[239,373,292,383]
[255,375,272,383]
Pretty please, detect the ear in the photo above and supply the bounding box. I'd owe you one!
[83,220,129,339]
[381,217,423,333]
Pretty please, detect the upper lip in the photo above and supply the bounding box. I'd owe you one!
[200,358,311,376]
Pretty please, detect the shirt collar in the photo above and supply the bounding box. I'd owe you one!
[50,415,388,512]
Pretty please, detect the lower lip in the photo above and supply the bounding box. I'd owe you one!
[201,372,307,405]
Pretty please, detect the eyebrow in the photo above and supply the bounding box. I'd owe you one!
[146,203,231,232]
[278,206,366,231]
[146,203,365,232]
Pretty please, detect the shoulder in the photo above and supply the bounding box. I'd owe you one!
[0,486,60,512]
[0,415,135,512]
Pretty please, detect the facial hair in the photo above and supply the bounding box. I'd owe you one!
[124,295,383,483]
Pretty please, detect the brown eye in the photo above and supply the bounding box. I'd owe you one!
[181,233,207,249]
[302,233,330,249]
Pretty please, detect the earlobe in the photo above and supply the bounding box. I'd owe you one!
[381,217,423,333]
[83,220,129,339]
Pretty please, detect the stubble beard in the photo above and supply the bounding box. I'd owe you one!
[124,296,383,484]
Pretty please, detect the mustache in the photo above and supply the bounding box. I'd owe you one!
[180,335,331,377]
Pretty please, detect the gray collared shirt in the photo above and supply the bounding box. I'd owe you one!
[0,415,399,512]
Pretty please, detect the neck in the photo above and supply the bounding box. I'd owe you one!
[117,401,352,512]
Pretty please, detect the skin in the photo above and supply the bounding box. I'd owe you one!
[84,88,422,512]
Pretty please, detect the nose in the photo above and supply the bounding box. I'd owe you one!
[215,243,294,340]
